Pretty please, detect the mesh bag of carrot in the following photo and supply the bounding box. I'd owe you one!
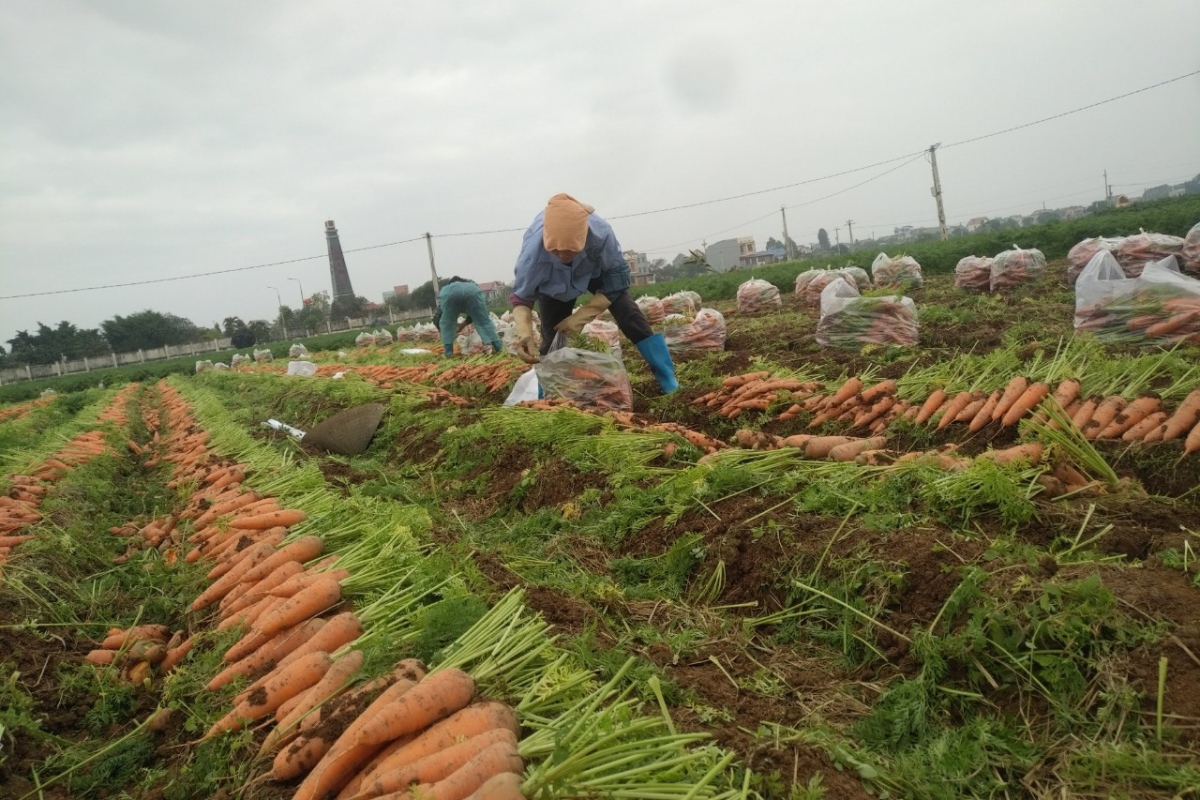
[954,256,993,292]
[1074,252,1200,344]
[816,277,919,349]
[536,347,633,411]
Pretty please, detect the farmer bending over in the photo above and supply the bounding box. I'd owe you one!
[508,193,678,393]
[434,277,503,356]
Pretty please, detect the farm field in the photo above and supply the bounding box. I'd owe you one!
[2,261,1200,799]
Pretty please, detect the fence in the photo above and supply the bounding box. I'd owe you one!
[0,308,434,385]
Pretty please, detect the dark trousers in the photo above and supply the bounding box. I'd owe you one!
[537,289,653,356]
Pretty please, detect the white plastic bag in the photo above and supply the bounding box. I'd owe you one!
[664,308,727,354]
[871,252,923,288]
[1067,237,1124,284]
[679,290,702,308]
[796,269,849,305]
[373,328,394,345]
[195,360,213,374]
[955,256,993,292]
[504,368,541,406]
[1116,230,1187,278]
[230,353,251,369]
[537,348,633,411]
[661,293,696,316]
[1182,222,1200,275]
[253,348,273,363]
[736,278,782,313]
[1075,253,1200,343]
[583,318,622,353]
[817,278,919,348]
[286,360,318,376]
[288,343,309,358]
[355,331,376,347]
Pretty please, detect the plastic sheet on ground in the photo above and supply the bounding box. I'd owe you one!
[286,360,318,376]
[536,348,633,411]
[636,295,666,325]
[871,252,923,288]
[661,292,697,316]
[954,256,993,292]
[737,278,782,313]
[1074,253,1200,344]
[816,277,919,349]
[990,246,1046,291]
[664,308,727,355]
[1116,230,1187,278]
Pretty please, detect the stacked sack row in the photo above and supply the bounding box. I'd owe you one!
[101,383,529,799]
[954,245,1047,292]
[1067,224,1199,283]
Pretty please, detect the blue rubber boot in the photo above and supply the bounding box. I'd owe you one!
[635,333,679,394]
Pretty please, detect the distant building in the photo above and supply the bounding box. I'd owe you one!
[476,281,506,301]
[623,250,650,273]
[894,225,915,242]
[706,237,755,272]
[631,269,656,286]
[325,220,356,300]
[382,284,410,303]
[966,216,988,233]
[1060,206,1088,221]
[739,249,783,268]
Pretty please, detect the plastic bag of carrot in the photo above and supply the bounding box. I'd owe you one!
[737,278,783,313]
[1115,230,1186,278]
[636,295,666,325]
[664,308,727,354]
[1067,236,1124,285]
[582,319,623,353]
[1183,222,1200,275]
[990,245,1046,291]
[1074,253,1200,344]
[816,278,919,349]
[536,347,633,411]
[871,253,923,289]
[954,256,992,292]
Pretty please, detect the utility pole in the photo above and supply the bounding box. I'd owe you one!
[424,232,440,295]
[929,143,948,240]
[780,206,793,259]
[845,219,855,249]
[834,227,841,251]
[1103,169,1111,204]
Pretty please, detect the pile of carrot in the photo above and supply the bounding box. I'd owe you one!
[84,624,192,684]
[0,395,53,423]
[118,382,529,798]
[421,388,472,408]
[431,361,525,394]
[694,371,821,420]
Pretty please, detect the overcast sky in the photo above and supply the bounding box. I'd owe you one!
[2,0,1198,344]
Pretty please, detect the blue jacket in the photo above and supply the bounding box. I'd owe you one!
[510,210,631,307]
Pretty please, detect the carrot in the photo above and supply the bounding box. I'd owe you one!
[1071,396,1100,431]
[966,390,1001,432]
[1099,395,1161,439]
[1184,418,1200,456]
[859,379,896,405]
[239,536,324,585]
[781,434,811,449]
[222,560,306,615]
[1084,396,1126,440]
[954,396,987,424]
[977,443,1043,466]
[1051,379,1081,411]
[1122,411,1168,442]
[85,649,117,665]
[1143,421,1168,444]
[293,678,421,800]
[722,371,771,389]
[269,568,352,600]
[0,535,35,548]
[356,668,476,747]
[194,491,260,528]
[161,636,194,672]
[353,729,518,800]
[272,734,334,782]
[208,617,326,690]
[1161,389,1200,441]
[360,702,519,783]
[261,650,365,757]
[1001,381,1049,427]
[827,376,863,408]
[192,539,282,612]
[239,612,367,704]
[802,436,859,459]
[827,437,887,462]
[402,741,522,800]
[208,527,288,578]
[991,376,1029,422]
[205,651,332,739]
[219,592,285,631]
[936,391,974,431]
[101,625,169,650]
[853,397,895,431]
[253,577,343,639]
[463,772,524,800]
[229,509,308,530]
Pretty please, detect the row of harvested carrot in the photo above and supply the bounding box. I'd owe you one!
[708,370,1200,453]
[1,386,139,563]
[312,361,525,397]
[100,381,526,800]
[0,394,54,423]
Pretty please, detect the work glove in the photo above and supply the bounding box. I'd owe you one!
[512,305,539,364]
[554,293,612,336]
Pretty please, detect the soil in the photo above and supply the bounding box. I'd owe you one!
[316,459,374,495]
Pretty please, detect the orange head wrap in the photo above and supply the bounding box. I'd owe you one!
[542,193,594,253]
